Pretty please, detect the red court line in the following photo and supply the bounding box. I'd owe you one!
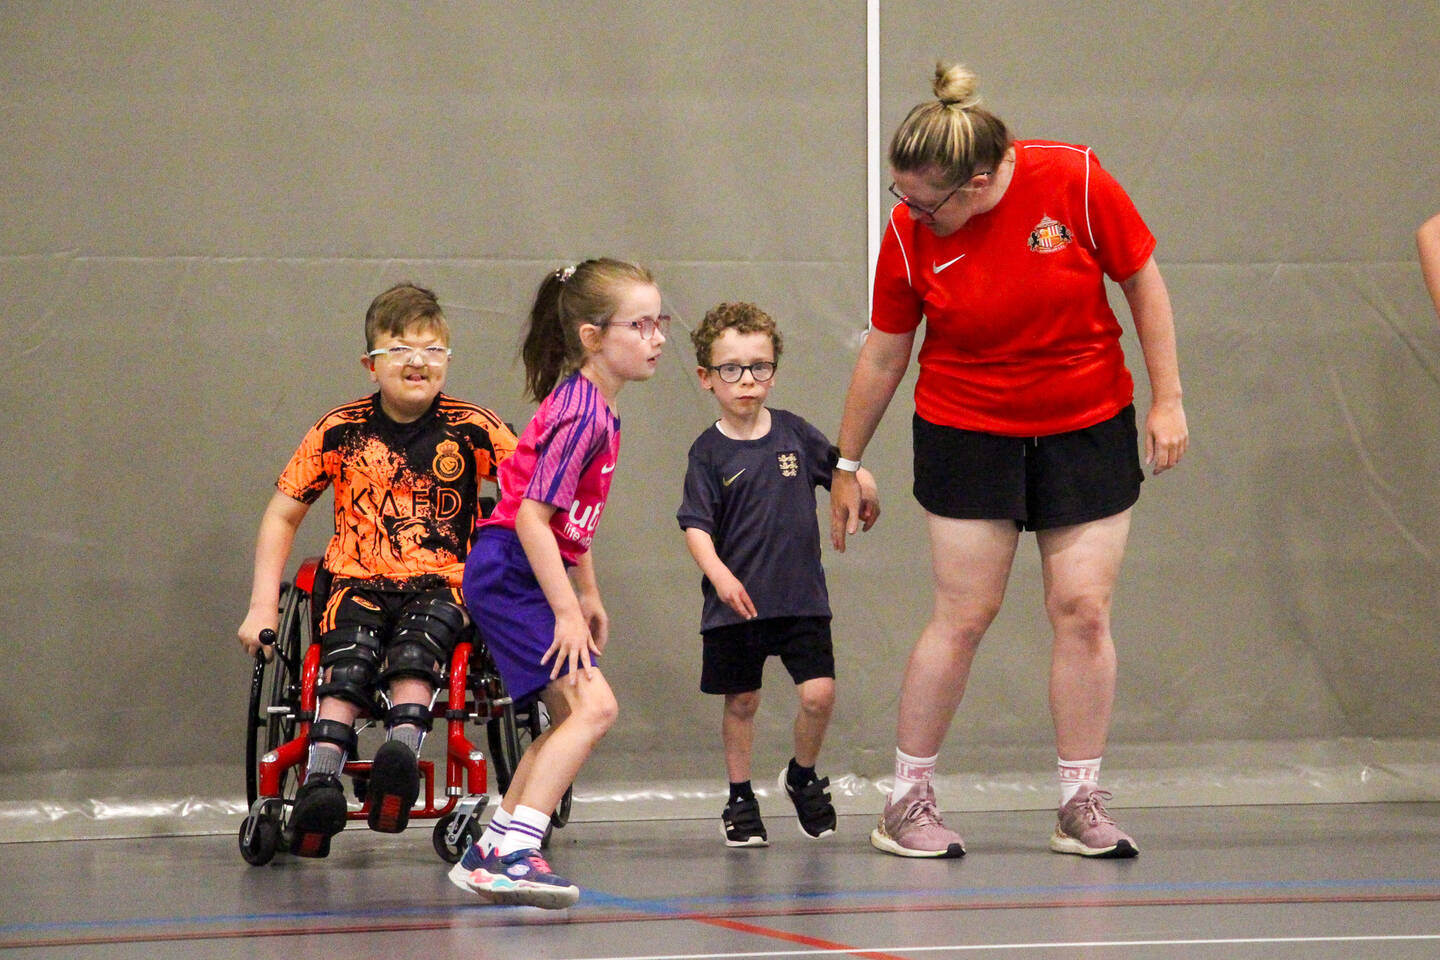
[695,915,912,960]
[5,890,1440,952]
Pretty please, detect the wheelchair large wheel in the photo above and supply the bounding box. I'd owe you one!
[484,697,522,797]
[245,581,307,810]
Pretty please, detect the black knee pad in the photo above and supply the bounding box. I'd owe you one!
[379,597,467,688]
[385,701,434,733]
[307,718,358,756]
[316,625,384,710]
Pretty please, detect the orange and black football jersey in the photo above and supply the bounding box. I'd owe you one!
[277,393,517,589]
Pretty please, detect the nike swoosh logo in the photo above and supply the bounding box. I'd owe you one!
[722,469,746,487]
[932,254,966,273]
[601,463,616,474]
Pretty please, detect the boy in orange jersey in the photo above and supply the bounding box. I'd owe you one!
[238,283,516,857]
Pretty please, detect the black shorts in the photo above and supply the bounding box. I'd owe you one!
[912,406,1143,531]
[700,616,834,695]
[320,583,464,640]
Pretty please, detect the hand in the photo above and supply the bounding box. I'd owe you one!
[712,570,757,620]
[855,467,881,531]
[828,469,862,552]
[1145,397,1189,474]
[578,590,610,654]
[541,610,599,685]
[238,608,277,660]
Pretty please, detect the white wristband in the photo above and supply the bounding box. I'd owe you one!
[834,456,861,472]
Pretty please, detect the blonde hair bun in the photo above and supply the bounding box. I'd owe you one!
[933,62,980,109]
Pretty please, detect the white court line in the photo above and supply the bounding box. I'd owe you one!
[567,933,1440,960]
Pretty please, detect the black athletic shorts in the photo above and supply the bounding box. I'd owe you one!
[912,405,1143,531]
[320,582,464,639]
[700,616,834,695]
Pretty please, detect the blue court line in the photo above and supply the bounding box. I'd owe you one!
[576,875,1440,915]
[3,875,1439,937]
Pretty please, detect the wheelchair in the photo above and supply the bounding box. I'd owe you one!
[239,556,573,866]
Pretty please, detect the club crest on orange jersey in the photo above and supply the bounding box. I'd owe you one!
[432,440,464,481]
[1028,215,1073,253]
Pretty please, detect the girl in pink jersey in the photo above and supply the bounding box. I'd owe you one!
[448,258,668,909]
[832,64,1188,861]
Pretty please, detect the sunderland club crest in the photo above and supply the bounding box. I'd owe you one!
[1027,215,1074,253]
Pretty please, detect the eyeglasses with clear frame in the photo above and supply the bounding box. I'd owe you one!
[708,361,776,383]
[366,344,453,365]
[600,314,671,340]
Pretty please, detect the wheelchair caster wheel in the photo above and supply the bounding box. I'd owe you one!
[432,811,481,864]
[239,814,281,866]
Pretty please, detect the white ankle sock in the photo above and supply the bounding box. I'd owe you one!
[890,748,938,804]
[479,806,511,855]
[497,805,551,856]
[1058,756,1102,805]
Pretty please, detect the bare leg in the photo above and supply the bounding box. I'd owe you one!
[494,725,552,817]
[792,677,834,768]
[1037,510,1131,760]
[722,691,760,783]
[498,670,616,817]
[895,516,1019,756]
[314,697,360,729]
[387,676,433,710]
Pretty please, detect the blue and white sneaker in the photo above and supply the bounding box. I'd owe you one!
[449,846,579,909]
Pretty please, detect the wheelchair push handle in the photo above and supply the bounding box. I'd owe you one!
[255,628,277,662]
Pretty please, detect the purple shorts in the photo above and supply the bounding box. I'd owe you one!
[462,526,590,704]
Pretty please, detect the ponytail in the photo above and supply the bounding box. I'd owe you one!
[521,270,574,402]
[519,258,657,403]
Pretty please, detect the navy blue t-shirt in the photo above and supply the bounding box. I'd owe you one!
[676,408,838,631]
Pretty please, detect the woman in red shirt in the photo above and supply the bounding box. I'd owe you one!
[832,62,1188,860]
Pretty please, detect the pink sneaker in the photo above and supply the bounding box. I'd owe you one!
[1049,785,1139,858]
[870,782,965,858]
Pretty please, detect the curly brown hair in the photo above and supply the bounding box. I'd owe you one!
[690,301,784,368]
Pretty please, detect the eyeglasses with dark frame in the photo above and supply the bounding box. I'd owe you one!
[600,314,671,340]
[887,182,960,218]
[366,344,453,365]
[708,361,776,384]
[887,170,995,218]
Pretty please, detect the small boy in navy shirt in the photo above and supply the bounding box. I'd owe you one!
[677,302,877,845]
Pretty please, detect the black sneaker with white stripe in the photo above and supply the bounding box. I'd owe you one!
[780,767,837,839]
[721,796,768,847]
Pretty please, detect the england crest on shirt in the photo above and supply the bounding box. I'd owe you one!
[776,452,799,478]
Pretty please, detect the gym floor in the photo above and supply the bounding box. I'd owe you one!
[3,801,1438,959]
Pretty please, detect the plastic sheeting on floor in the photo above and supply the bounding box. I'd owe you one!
[4,737,1438,844]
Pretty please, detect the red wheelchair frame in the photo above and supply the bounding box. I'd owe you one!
[239,556,568,866]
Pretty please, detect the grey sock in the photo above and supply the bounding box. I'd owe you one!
[388,723,423,753]
[306,743,346,782]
